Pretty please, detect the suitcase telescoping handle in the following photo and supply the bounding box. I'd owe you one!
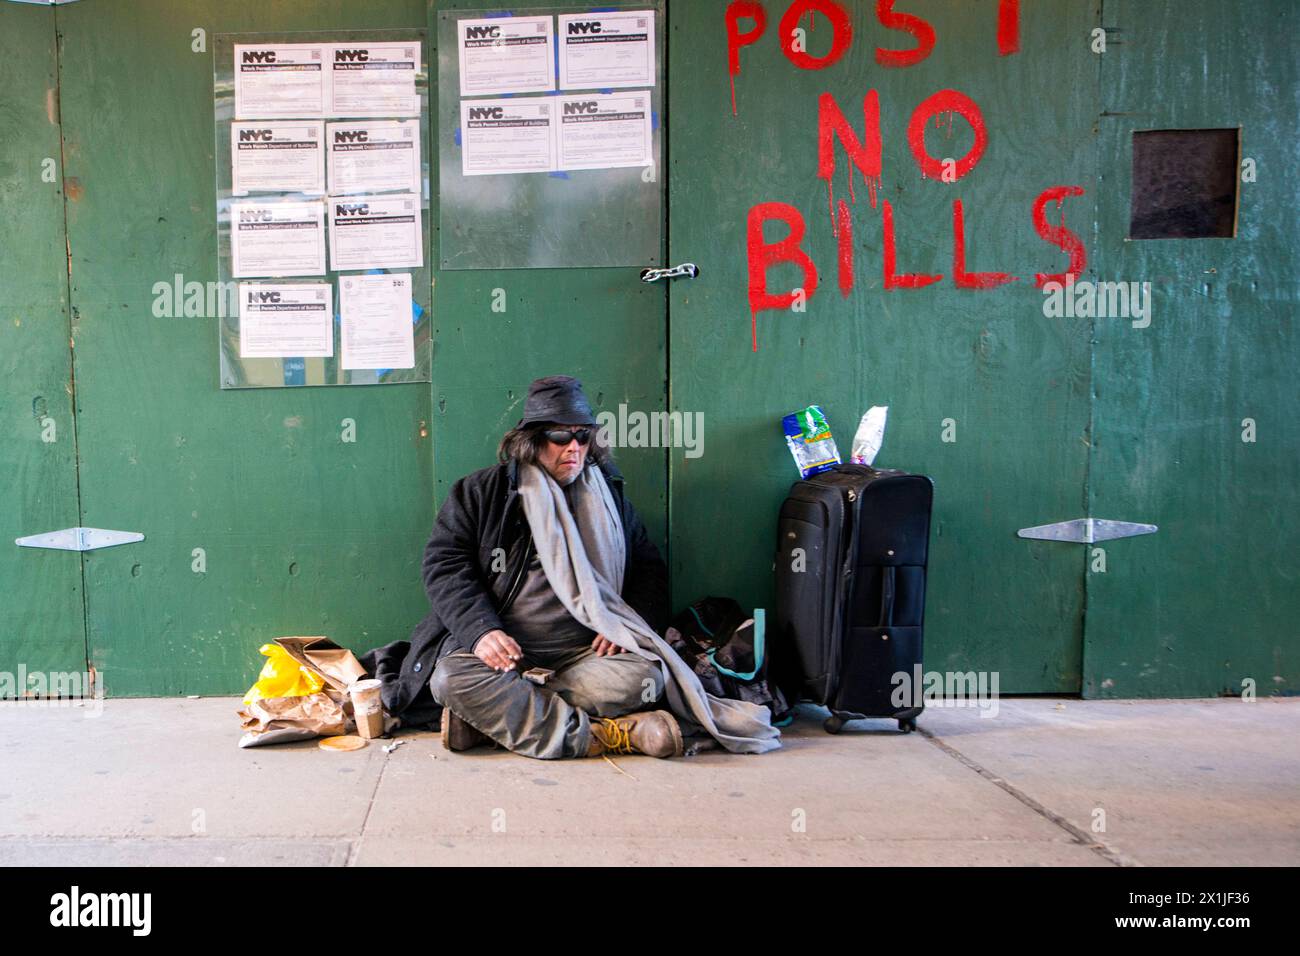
[879,566,895,627]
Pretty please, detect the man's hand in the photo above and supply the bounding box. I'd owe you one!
[474,629,523,672]
[591,633,626,657]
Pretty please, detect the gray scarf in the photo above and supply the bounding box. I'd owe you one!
[518,462,781,754]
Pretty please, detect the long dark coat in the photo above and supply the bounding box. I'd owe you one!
[360,457,669,726]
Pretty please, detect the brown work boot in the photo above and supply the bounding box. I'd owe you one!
[440,707,494,752]
[586,711,684,758]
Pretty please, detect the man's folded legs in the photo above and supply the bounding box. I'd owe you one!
[429,646,679,759]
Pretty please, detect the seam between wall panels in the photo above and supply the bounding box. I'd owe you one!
[1080,0,1106,697]
[661,0,672,583]
[50,5,93,685]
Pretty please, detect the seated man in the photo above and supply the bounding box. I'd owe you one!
[420,375,683,759]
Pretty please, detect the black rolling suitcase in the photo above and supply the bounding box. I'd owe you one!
[773,463,934,734]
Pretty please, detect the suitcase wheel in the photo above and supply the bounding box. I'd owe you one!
[823,716,846,735]
[898,718,917,734]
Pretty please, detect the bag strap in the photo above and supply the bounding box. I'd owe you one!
[687,604,715,638]
[707,608,766,681]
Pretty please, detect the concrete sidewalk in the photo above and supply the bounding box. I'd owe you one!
[1,696,1296,866]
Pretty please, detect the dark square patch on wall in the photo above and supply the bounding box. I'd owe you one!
[1129,129,1240,239]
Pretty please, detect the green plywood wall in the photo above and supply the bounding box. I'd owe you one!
[667,0,1100,692]
[0,2,87,696]
[1085,0,1300,697]
[427,0,669,552]
[53,0,435,695]
[664,0,1296,698]
[2,0,1294,700]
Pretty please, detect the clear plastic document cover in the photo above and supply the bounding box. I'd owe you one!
[214,30,432,388]
[437,4,664,270]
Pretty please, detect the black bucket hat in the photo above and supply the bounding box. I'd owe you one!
[517,375,597,428]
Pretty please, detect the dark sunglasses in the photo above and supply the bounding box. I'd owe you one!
[542,427,592,446]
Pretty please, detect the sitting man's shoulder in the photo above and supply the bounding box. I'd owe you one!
[451,461,510,496]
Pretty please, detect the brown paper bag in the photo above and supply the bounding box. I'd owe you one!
[236,637,371,747]
[273,636,367,692]
[237,691,351,748]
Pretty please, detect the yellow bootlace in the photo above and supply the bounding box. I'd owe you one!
[594,717,636,755]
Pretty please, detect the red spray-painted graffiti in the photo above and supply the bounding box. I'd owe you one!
[998,0,1020,56]
[726,1,767,116]
[780,0,853,70]
[747,202,819,352]
[880,199,942,290]
[726,0,1021,78]
[874,0,935,68]
[953,199,1017,289]
[727,0,1088,351]
[818,91,881,235]
[1032,186,1089,287]
[836,199,854,296]
[906,89,987,182]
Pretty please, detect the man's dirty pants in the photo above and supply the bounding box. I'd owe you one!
[429,645,664,758]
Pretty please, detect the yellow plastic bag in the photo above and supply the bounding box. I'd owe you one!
[243,643,326,705]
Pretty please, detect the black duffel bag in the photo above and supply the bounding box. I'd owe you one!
[666,596,795,726]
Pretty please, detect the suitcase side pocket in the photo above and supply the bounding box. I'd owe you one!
[775,503,838,703]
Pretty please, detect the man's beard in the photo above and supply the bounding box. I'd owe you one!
[555,461,584,486]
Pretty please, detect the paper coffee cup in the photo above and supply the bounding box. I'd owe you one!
[349,678,385,740]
